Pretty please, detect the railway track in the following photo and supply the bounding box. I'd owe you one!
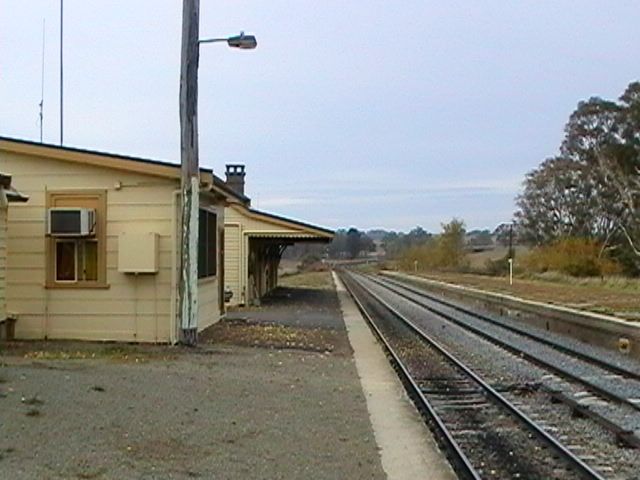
[362,273,640,447]
[339,270,632,479]
[377,273,640,382]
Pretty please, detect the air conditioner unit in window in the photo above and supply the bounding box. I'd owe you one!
[47,208,96,237]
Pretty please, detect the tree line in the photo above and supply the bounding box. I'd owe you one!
[515,81,640,275]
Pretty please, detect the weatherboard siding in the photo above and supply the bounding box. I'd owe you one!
[223,223,242,305]
[0,205,6,321]
[0,150,178,342]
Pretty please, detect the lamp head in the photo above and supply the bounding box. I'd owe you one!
[227,32,257,49]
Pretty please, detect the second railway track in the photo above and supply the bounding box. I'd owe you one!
[362,272,640,443]
[339,269,640,480]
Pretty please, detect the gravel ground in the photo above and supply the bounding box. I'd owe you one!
[226,286,345,331]
[0,276,385,480]
[350,273,640,479]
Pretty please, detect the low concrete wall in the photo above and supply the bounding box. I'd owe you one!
[382,271,640,360]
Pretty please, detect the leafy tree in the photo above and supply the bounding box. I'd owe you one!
[594,83,640,259]
[397,219,466,271]
[515,156,615,244]
[437,219,467,268]
[327,228,375,259]
[515,81,640,271]
[346,228,363,259]
[382,226,431,258]
[327,229,349,258]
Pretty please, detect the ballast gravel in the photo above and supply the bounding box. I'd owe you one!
[356,274,640,437]
[386,272,640,376]
[364,275,640,433]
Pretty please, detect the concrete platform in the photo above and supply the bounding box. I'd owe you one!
[333,272,456,480]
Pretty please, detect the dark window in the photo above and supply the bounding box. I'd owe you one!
[198,209,217,278]
[56,241,76,281]
[55,239,99,282]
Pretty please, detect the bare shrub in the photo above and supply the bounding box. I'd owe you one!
[521,237,622,277]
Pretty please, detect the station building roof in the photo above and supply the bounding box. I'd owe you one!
[0,136,249,204]
[227,203,334,242]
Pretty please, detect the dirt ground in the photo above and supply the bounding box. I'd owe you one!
[402,270,640,320]
[0,271,385,480]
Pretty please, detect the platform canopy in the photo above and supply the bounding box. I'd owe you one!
[224,204,333,306]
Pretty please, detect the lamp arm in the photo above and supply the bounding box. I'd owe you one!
[198,38,228,44]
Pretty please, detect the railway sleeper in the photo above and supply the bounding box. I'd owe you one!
[546,389,640,449]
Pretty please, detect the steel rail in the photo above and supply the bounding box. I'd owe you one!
[342,270,606,480]
[379,273,640,381]
[339,273,482,480]
[364,272,640,413]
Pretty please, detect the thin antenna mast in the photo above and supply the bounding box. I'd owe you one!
[39,19,45,143]
[59,0,63,145]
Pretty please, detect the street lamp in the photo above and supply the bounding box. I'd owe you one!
[199,32,257,49]
[178,0,257,346]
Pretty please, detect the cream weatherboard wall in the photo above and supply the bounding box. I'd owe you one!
[0,148,223,342]
[224,223,242,304]
[0,204,6,321]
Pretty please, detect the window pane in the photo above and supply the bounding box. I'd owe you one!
[56,242,76,281]
[207,212,217,276]
[82,241,98,281]
[198,209,207,278]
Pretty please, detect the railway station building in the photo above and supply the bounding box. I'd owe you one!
[0,137,333,343]
[0,137,236,343]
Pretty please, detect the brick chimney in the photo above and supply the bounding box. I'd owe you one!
[225,164,246,196]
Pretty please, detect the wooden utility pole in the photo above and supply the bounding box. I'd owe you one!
[59,0,63,145]
[178,0,200,346]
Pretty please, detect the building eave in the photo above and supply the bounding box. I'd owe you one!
[0,136,216,182]
[227,203,334,241]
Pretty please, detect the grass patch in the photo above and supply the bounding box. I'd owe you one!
[279,271,334,290]
[398,270,640,319]
[526,272,640,291]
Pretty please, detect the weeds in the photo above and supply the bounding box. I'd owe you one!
[0,447,15,461]
[21,395,44,406]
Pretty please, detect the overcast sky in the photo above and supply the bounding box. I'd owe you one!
[1,1,639,232]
